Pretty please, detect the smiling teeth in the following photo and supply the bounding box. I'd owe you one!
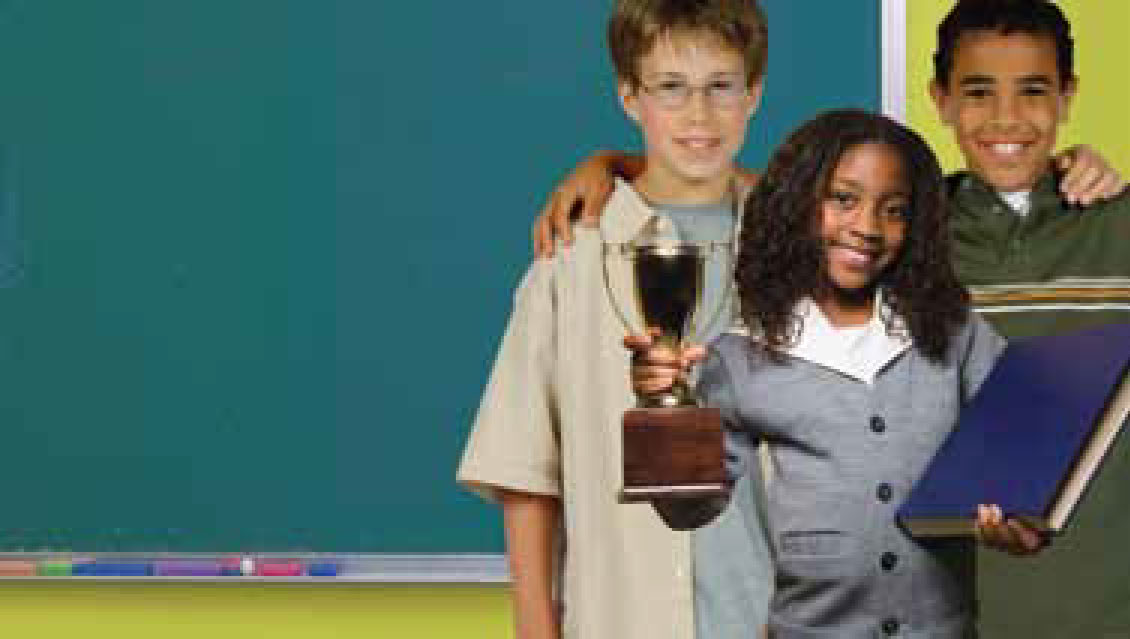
[685,141,712,149]
[838,246,874,264]
[991,143,1024,155]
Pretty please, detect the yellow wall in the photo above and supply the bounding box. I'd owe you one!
[908,0,1130,173]
[0,583,512,638]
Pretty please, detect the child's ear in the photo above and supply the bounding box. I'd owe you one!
[619,81,641,123]
[1058,76,1078,122]
[746,80,765,118]
[928,80,955,125]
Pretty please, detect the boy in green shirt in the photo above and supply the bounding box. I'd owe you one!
[929,2,1130,637]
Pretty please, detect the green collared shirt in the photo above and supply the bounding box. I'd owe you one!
[949,170,1130,339]
[948,170,1130,638]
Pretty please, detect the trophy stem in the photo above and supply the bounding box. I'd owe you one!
[641,380,696,408]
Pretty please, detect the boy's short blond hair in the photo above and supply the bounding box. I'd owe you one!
[608,0,768,88]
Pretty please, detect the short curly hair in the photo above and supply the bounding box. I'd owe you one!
[736,109,970,363]
[608,0,768,88]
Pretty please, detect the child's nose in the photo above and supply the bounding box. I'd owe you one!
[684,89,711,121]
[990,93,1022,127]
[850,205,883,239]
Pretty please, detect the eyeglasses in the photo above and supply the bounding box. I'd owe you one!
[639,79,750,110]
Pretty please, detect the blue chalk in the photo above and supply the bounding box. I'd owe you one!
[306,562,339,577]
[71,562,154,577]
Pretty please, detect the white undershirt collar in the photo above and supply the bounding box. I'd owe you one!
[998,190,1032,217]
[730,293,911,385]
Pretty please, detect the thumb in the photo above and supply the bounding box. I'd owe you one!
[682,345,707,364]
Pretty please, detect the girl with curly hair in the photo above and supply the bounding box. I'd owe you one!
[631,109,1045,638]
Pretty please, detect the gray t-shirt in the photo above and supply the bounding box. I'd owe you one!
[655,200,735,245]
[653,199,739,348]
[654,198,773,639]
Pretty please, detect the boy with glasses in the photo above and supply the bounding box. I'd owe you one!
[458,1,773,637]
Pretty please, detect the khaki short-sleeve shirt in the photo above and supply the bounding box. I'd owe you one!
[458,180,764,639]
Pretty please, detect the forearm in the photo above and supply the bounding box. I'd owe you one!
[501,490,562,639]
[587,151,754,186]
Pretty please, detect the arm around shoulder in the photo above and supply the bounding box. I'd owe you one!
[533,150,642,258]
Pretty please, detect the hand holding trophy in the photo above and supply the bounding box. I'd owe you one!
[603,223,734,503]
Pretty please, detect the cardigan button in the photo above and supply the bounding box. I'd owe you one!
[870,415,886,434]
[877,483,893,503]
[882,618,900,635]
[880,552,898,571]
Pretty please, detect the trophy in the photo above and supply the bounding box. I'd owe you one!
[603,228,734,502]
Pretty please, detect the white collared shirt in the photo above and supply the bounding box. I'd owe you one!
[785,296,910,385]
[999,190,1032,217]
[732,294,911,386]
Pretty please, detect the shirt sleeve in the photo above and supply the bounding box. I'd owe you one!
[456,259,562,502]
[698,340,760,484]
[959,313,1008,402]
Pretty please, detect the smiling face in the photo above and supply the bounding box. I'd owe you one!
[931,30,1075,192]
[818,142,910,306]
[620,30,762,204]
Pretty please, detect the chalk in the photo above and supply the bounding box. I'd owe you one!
[71,562,154,577]
[239,556,255,576]
[154,561,224,577]
[306,562,339,577]
[218,558,244,577]
[0,560,37,576]
[37,561,72,577]
[255,561,302,577]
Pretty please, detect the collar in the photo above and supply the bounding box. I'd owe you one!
[787,295,911,385]
[731,292,911,385]
[600,177,747,243]
[600,178,661,244]
[950,170,1062,223]
[999,190,1032,217]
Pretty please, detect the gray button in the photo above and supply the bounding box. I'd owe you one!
[882,618,900,635]
[877,483,893,503]
[870,415,886,434]
[880,552,898,571]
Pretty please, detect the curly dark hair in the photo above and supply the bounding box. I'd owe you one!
[736,109,969,363]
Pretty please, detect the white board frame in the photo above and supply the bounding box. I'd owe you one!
[882,0,908,122]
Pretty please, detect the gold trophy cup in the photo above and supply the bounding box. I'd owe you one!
[603,237,733,502]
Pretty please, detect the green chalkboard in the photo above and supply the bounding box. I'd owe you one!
[0,1,879,554]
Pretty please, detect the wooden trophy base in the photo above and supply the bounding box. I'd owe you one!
[620,406,729,503]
